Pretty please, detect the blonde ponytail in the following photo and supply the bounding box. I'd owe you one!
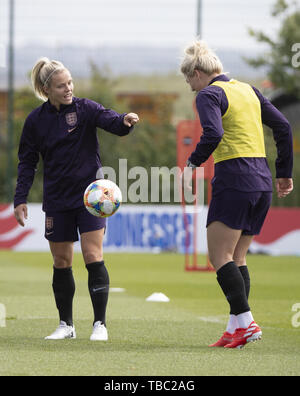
[31,57,66,101]
[180,40,223,77]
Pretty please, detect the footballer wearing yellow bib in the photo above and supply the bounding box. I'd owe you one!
[181,41,293,349]
[211,79,266,163]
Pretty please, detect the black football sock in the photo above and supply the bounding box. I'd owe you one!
[52,266,75,326]
[217,261,250,316]
[86,261,110,326]
[239,265,251,300]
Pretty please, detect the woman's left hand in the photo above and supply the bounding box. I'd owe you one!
[123,113,139,127]
[276,178,293,198]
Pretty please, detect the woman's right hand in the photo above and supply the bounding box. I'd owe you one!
[14,204,28,227]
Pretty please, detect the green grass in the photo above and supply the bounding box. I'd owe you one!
[0,251,300,376]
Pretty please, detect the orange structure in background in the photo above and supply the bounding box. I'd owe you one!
[176,104,214,272]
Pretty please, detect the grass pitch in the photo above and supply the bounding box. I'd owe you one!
[0,251,300,376]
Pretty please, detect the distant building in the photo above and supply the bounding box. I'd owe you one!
[117,92,178,126]
[0,90,7,121]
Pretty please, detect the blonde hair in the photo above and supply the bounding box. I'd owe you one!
[31,57,67,101]
[180,40,223,77]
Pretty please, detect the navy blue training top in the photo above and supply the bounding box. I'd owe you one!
[189,74,293,194]
[14,97,133,211]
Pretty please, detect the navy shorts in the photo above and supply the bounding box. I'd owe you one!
[45,206,106,242]
[207,189,272,235]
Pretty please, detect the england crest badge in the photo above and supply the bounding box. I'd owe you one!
[65,112,77,127]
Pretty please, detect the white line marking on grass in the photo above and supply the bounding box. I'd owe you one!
[197,315,227,324]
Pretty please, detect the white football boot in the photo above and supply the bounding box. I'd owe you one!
[45,321,76,340]
[90,321,108,341]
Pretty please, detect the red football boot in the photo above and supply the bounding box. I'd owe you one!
[224,321,262,349]
[209,332,234,347]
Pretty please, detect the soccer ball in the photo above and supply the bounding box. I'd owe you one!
[84,179,122,218]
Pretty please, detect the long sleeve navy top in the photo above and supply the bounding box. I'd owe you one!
[14,97,133,211]
[189,75,293,194]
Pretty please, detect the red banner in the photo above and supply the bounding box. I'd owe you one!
[0,204,33,249]
[254,208,300,245]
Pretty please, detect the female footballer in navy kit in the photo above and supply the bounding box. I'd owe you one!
[14,58,139,341]
[181,41,293,349]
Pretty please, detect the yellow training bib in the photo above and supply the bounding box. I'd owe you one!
[211,79,266,164]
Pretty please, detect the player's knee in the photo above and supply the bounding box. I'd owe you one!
[53,254,72,269]
[233,256,247,267]
[208,251,233,271]
[83,250,103,265]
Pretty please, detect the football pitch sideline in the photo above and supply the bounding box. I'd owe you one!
[0,251,300,376]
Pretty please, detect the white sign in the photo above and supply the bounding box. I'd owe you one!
[1,204,300,256]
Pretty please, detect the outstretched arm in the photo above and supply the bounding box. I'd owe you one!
[89,100,139,136]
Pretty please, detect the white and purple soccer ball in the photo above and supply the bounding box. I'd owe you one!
[84,179,122,218]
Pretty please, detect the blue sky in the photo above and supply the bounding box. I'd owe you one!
[0,0,280,50]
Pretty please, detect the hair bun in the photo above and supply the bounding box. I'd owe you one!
[181,40,223,77]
